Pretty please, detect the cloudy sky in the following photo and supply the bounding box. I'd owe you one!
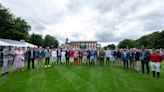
[1,0,164,46]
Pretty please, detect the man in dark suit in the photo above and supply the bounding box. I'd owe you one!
[99,48,105,66]
[141,48,150,74]
[122,48,130,69]
[27,47,36,69]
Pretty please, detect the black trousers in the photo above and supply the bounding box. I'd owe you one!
[45,57,50,65]
[106,57,110,64]
[123,59,128,69]
[79,57,82,64]
[28,58,35,69]
[66,57,69,65]
[99,58,104,66]
[141,60,149,74]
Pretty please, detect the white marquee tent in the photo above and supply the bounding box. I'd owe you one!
[0,38,38,48]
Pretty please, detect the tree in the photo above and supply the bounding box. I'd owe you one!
[104,44,116,49]
[43,35,59,48]
[29,33,43,46]
[0,3,31,41]
[118,39,135,48]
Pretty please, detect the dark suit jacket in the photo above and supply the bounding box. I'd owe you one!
[26,50,36,61]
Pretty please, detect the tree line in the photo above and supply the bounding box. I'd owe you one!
[0,3,59,48]
[117,30,164,49]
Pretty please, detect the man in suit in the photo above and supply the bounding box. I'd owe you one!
[99,48,105,66]
[65,48,70,65]
[122,48,130,69]
[96,49,100,65]
[57,48,61,65]
[27,47,36,69]
[141,48,150,74]
[131,48,140,72]
[37,47,44,68]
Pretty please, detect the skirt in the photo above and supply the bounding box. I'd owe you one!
[14,55,24,68]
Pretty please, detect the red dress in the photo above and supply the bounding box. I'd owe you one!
[74,50,78,65]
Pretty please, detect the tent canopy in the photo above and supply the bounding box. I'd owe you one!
[0,40,10,46]
[0,38,38,48]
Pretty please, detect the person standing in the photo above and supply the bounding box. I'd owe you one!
[61,49,66,65]
[90,49,95,65]
[99,48,105,66]
[96,49,100,65]
[79,49,83,65]
[45,47,51,68]
[65,49,70,65]
[74,49,79,65]
[122,48,130,69]
[149,49,162,78]
[116,49,122,66]
[69,49,74,65]
[141,48,150,74]
[87,49,90,64]
[14,47,24,71]
[57,48,61,65]
[51,48,57,65]
[82,49,88,66]
[105,48,110,65]
[26,47,36,69]
[131,48,140,72]
[37,47,44,68]
[2,46,10,75]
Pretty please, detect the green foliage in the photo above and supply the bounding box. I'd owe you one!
[134,30,164,48]
[28,33,43,46]
[118,39,135,48]
[118,30,164,48]
[43,35,59,48]
[0,4,60,47]
[0,4,31,41]
[104,44,116,49]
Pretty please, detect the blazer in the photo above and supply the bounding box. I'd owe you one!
[26,50,36,60]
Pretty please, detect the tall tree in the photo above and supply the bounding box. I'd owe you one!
[104,44,116,49]
[43,35,59,48]
[0,3,31,41]
[118,39,135,48]
[29,33,43,46]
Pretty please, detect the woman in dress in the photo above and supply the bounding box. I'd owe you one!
[14,47,24,71]
[74,49,79,65]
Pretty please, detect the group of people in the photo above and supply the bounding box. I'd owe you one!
[0,46,163,78]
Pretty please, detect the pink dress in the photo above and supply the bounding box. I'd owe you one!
[14,50,24,68]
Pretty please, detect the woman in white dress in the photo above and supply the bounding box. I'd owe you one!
[14,47,24,71]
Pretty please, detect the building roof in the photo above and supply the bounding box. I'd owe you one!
[69,41,97,43]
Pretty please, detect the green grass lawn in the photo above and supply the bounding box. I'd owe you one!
[0,60,164,92]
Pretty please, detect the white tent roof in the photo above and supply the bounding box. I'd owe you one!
[0,40,10,46]
[0,38,38,48]
[25,42,38,48]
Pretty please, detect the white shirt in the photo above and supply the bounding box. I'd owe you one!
[105,50,110,57]
[61,51,66,58]
[51,50,57,57]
